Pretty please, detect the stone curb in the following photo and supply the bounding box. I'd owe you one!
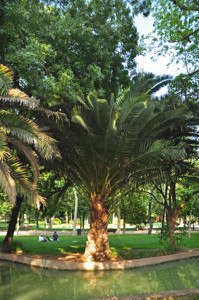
[0,250,199,271]
[91,288,199,299]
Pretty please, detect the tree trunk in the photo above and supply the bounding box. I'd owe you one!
[65,211,68,224]
[168,219,176,248]
[116,207,121,234]
[48,216,54,229]
[16,212,20,237]
[167,210,179,249]
[35,210,39,228]
[160,200,167,242]
[84,193,111,262]
[1,196,23,253]
[123,218,126,234]
[148,197,153,235]
[188,211,192,239]
[82,214,85,234]
[73,187,78,236]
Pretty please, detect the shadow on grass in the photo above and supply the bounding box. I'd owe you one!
[0,236,87,256]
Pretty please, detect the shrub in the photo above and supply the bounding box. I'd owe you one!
[53,218,61,225]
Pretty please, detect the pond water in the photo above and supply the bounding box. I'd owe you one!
[1,258,199,300]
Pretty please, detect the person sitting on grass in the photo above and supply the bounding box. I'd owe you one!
[53,231,60,241]
[38,234,51,242]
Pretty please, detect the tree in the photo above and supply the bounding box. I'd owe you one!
[146,161,199,248]
[151,0,199,76]
[0,191,12,221]
[0,65,58,252]
[0,0,138,103]
[141,91,199,248]
[123,193,148,230]
[59,85,190,261]
[148,0,199,106]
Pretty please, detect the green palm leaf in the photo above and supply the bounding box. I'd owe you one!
[0,65,13,96]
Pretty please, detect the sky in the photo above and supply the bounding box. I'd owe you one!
[134,14,185,77]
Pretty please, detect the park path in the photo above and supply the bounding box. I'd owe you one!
[0,229,155,236]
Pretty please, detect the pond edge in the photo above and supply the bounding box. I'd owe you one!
[0,250,199,271]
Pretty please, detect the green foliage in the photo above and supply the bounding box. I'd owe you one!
[0,0,139,103]
[67,88,187,204]
[53,218,61,225]
[149,0,199,105]
[0,239,25,253]
[128,0,151,17]
[159,225,187,250]
[0,64,58,205]
[151,0,199,73]
[119,192,148,226]
[0,190,12,218]
[0,64,13,95]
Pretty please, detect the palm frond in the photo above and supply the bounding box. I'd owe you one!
[0,64,13,96]
[71,106,90,131]
[35,130,60,160]
[0,130,9,160]
[130,73,173,95]
[8,137,40,185]
[0,161,16,204]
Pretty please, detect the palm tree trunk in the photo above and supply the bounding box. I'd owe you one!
[84,193,111,262]
[1,196,23,253]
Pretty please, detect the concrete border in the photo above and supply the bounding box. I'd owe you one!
[0,250,199,271]
[92,289,199,299]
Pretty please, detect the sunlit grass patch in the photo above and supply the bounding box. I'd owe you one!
[0,233,199,259]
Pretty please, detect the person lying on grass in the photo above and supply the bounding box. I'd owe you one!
[38,233,60,242]
[38,234,52,242]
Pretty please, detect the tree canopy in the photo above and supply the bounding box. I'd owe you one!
[0,0,139,104]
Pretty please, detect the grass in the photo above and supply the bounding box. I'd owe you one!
[0,232,199,259]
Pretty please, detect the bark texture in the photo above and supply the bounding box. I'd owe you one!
[1,196,23,253]
[168,207,179,249]
[84,193,111,262]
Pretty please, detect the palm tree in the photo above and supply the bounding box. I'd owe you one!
[60,88,188,261]
[0,64,58,252]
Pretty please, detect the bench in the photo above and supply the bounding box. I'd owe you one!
[108,229,117,233]
[20,225,33,230]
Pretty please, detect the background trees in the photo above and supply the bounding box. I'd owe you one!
[151,0,199,77]
[0,0,198,260]
[147,0,199,109]
[0,0,138,103]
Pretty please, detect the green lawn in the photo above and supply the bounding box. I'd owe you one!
[0,233,198,259]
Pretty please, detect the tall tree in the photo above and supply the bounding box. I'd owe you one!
[148,0,199,106]
[0,0,138,103]
[151,0,199,77]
